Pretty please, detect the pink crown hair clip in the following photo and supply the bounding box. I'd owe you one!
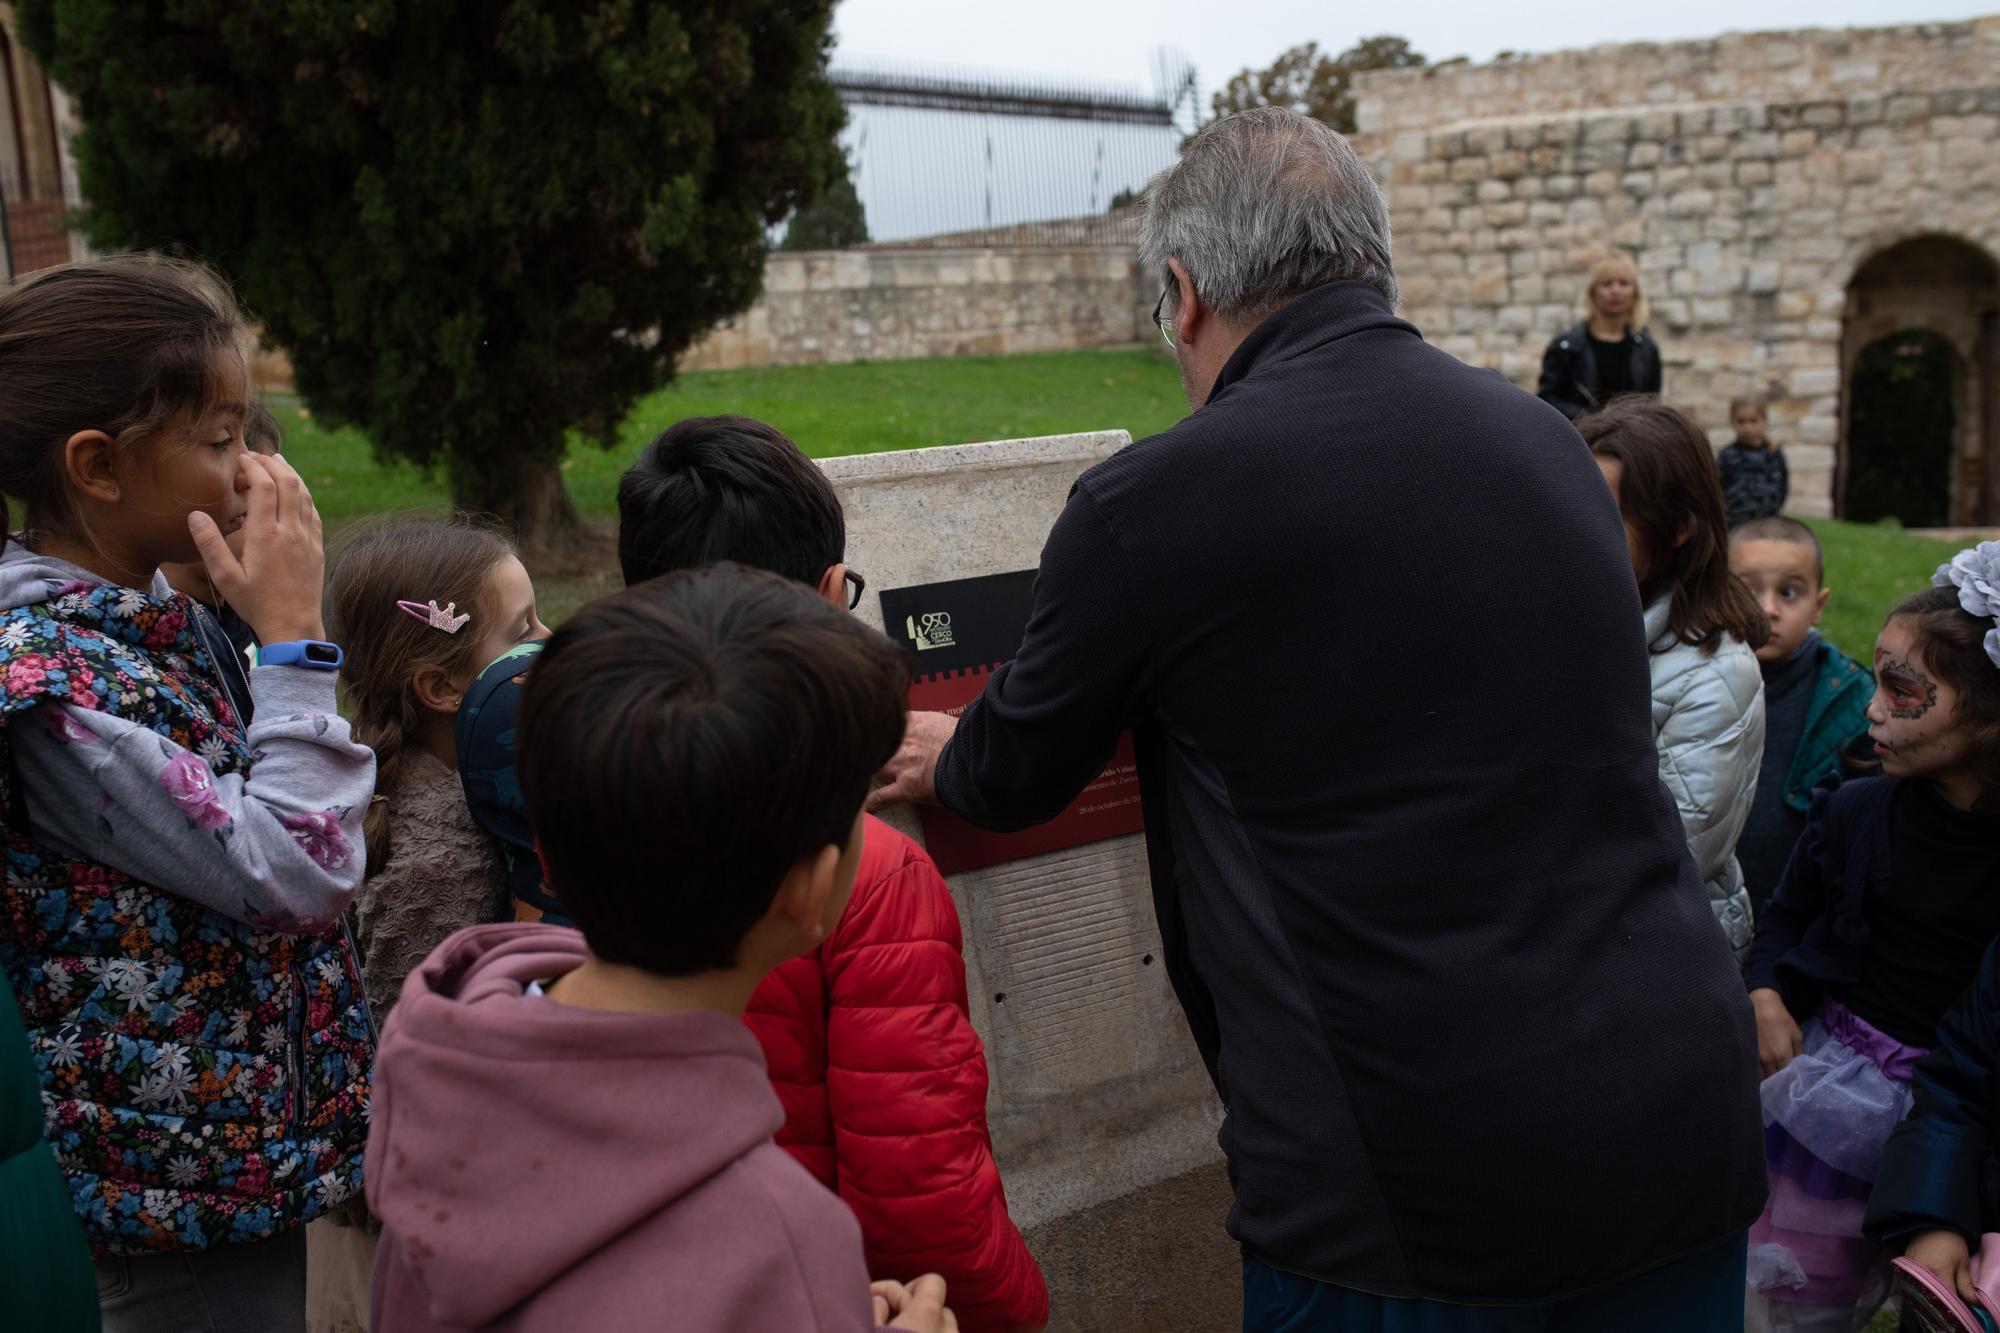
[397,599,472,635]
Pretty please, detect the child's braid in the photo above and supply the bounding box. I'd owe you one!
[356,707,415,875]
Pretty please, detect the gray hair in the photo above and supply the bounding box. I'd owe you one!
[1139,106,1397,319]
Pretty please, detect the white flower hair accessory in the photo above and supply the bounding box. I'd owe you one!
[1933,540,2000,669]
[396,599,471,635]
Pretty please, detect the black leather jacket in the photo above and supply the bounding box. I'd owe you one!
[1537,320,1662,419]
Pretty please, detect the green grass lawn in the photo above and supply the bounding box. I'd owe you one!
[275,346,1188,529]
[275,346,1189,623]
[268,345,1971,639]
[1804,517,1961,661]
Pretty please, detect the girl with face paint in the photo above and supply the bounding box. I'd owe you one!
[1743,555,2000,1331]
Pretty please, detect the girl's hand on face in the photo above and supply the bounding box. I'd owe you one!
[1749,987,1803,1078]
[189,453,327,646]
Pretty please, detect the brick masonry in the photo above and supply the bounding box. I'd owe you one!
[1353,18,2000,519]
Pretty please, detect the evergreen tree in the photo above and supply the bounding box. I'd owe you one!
[19,1,845,540]
[782,155,868,251]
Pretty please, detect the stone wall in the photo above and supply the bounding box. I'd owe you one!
[1354,19,2000,520]
[681,244,1151,371]
[1356,23,1999,136]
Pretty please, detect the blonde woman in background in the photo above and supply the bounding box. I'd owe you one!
[1539,251,1664,420]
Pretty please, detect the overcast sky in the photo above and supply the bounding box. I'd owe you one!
[833,1,1997,101]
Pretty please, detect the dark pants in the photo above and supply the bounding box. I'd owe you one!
[95,1227,306,1333]
[1244,1232,1748,1332]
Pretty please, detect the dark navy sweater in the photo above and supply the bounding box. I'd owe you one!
[935,282,1767,1303]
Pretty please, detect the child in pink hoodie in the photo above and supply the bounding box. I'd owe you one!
[365,566,958,1332]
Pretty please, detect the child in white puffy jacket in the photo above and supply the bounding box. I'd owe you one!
[1584,399,1769,960]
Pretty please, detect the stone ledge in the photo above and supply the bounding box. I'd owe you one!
[820,432,1136,490]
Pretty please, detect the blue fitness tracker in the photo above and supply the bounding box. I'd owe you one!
[260,640,345,670]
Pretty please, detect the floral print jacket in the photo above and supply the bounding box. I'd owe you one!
[0,543,376,1255]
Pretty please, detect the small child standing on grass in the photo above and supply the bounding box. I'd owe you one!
[366,566,959,1331]
[1745,544,2000,1330]
[1728,517,1877,919]
[1719,395,1789,528]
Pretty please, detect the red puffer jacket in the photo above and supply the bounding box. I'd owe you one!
[745,816,1049,1333]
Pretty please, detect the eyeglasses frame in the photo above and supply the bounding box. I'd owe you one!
[1152,281,1177,350]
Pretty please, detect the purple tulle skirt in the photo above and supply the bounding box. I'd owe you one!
[1746,1000,1929,1310]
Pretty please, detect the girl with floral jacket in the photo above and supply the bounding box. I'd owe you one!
[0,256,374,1332]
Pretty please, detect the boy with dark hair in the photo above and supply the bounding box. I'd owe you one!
[456,417,1049,1333]
[1728,515,1876,916]
[368,568,957,1331]
[617,414,850,594]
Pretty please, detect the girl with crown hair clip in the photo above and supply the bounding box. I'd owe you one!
[308,514,548,1330]
[1744,541,2000,1331]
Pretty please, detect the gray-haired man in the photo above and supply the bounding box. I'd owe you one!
[873,107,1764,1329]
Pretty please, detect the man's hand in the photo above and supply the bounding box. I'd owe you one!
[1750,988,1804,1078]
[872,1274,958,1331]
[1906,1228,1977,1304]
[868,711,958,810]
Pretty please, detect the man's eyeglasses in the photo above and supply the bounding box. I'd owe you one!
[843,567,867,611]
[1152,282,1177,350]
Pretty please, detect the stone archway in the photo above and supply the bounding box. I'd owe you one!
[1838,236,2000,527]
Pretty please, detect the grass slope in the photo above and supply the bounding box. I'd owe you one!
[276,347,1188,528]
[270,346,1967,649]
[1804,517,1961,661]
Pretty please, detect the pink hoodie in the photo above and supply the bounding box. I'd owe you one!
[366,924,876,1332]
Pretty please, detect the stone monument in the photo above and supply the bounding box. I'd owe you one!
[819,433,1236,1331]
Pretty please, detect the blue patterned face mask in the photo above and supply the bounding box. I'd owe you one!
[455,641,560,921]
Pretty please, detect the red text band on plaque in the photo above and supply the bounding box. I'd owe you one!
[878,569,1144,876]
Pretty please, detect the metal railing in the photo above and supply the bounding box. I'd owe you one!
[823,54,1199,248]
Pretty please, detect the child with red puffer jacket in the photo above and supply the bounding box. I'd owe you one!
[456,416,1048,1333]
[751,821,1037,1329]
